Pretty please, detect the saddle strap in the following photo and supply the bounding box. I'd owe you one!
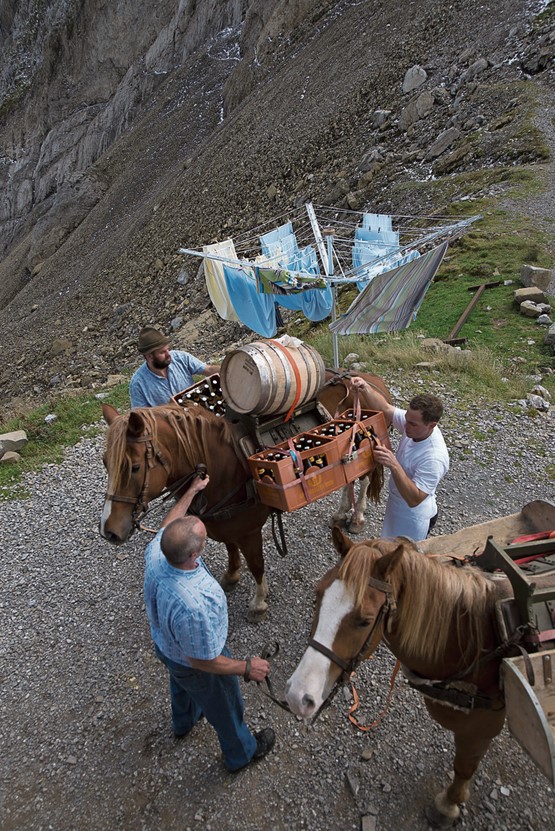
[271,510,288,558]
[402,666,503,712]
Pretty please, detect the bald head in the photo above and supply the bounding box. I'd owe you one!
[161,516,206,566]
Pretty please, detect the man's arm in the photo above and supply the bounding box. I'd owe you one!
[372,441,428,507]
[161,475,210,527]
[350,377,395,425]
[188,653,270,682]
[202,364,221,376]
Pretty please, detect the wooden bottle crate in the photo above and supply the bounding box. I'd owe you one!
[337,409,391,445]
[308,410,391,484]
[171,374,226,417]
[338,409,391,483]
[248,432,345,511]
[254,460,346,512]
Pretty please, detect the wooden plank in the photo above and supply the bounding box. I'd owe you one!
[503,650,555,785]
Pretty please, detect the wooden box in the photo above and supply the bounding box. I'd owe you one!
[171,374,226,417]
[248,433,341,486]
[249,432,345,511]
[253,460,346,512]
[308,410,391,483]
[337,409,391,446]
[502,649,555,785]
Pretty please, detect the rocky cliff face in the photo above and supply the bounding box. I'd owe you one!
[0,0,553,411]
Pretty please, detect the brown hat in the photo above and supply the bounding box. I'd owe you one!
[138,326,170,354]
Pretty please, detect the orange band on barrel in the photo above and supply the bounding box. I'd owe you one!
[268,339,303,422]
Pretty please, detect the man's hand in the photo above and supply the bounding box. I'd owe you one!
[372,440,397,471]
[248,656,270,682]
[161,473,210,527]
[190,473,210,494]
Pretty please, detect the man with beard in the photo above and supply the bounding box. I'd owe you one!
[129,326,220,408]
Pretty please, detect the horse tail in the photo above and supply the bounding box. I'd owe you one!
[366,463,384,504]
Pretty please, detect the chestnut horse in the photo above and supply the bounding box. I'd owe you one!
[99,370,389,621]
[285,527,550,825]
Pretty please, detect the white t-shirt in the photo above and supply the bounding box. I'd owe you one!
[382,407,449,541]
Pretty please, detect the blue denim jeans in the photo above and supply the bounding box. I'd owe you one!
[155,646,257,771]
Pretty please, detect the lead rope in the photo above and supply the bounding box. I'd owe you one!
[348,660,401,732]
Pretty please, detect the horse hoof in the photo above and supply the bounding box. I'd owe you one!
[424,804,456,828]
[247,607,267,624]
[220,576,240,593]
[347,519,366,535]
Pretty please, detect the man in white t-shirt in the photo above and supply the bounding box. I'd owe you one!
[350,377,449,541]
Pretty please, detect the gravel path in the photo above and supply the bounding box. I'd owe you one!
[1,380,554,831]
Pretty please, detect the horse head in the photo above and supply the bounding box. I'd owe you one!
[99,404,172,544]
[285,526,406,719]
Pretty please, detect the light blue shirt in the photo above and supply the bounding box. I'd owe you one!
[129,350,206,407]
[144,530,228,665]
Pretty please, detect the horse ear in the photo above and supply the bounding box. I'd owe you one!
[332,524,352,559]
[102,403,120,425]
[374,543,405,578]
[127,410,146,439]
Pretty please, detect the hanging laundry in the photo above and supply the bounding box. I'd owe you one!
[259,222,297,262]
[354,245,420,292]
[362,212,393,233]
[203,239,240,321]
[258,225,333,322]
[255,265,328,294]
[330,241,448,335]
[223,264,278,337]
[276,285,333,322]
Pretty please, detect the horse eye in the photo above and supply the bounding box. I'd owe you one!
[358,617,372,627]
[131,464,141,473]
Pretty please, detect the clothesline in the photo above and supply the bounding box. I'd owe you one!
[178,203,481,355]
[180,204,480,285]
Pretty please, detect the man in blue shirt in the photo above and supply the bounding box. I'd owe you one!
[129,326,220,408]
[144,475,275,771]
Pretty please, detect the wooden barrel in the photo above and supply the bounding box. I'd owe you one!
[220,340,326,416]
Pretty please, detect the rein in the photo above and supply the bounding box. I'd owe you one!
[307,573,397,725]
[250,641,294,714]
[107,417,262,531]
[106,433,172,528]
[309,574,395,678]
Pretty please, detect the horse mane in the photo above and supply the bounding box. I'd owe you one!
[338,541,497,667]
[105,405,238,491]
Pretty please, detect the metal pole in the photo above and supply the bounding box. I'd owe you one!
[324,227,339,369]
[305,202,329,276]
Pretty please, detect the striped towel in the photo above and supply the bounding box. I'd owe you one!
[329,242,448,335]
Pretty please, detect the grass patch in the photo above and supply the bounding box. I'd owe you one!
[0,382,130,500]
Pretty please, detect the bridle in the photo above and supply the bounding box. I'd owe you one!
[105,431,258,531]
[306,573,396,717]
[105,432,176,529]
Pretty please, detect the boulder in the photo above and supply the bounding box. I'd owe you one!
[0,451,22,464]
[460,57,488,83]
[520,264,553,292]
[527,393,550,411]
[544,323,555,347]
[520,300,544,318]
[402,65,428,93]
[513,286,547,305]
[0,430,28,455]
[420,337,452,352]
[372,110,391,128]
[425,127,461,160]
